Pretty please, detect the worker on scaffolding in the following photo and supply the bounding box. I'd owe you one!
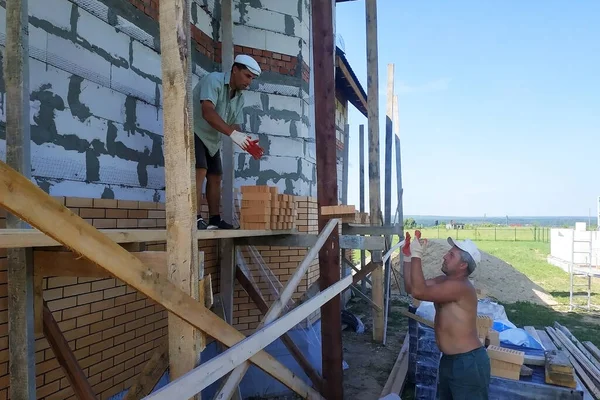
[403,232,490,399]
[193,54,264,230]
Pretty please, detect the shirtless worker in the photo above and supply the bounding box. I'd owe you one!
[192,54,264,230]
[402,232,490,399]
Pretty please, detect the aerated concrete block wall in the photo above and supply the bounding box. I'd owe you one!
[0,0,317,201]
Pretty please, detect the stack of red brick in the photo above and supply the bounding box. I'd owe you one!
[240,186,296,230]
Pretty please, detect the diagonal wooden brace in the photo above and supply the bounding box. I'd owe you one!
[0,160,320,399]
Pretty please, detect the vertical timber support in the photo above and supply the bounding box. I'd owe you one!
[383,63,394,344]
[5,0,36,398]
[359,124,367,293]
[365,0,385,342]
[219,0,235,325]
[393,95,405,294]
[312,0,343,398]
[342,124,350,205]
[158,0,201,393]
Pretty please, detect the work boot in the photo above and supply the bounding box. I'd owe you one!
[207,216,237,230]
[197,216,208,230]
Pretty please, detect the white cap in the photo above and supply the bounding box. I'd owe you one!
[234,54,261,76]
[447,237,481,274]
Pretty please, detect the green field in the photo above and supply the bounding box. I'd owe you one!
[417,226,550,242]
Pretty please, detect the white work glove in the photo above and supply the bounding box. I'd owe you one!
[230,130,251,150]
[410,235,427,259]
[229,130,264,159]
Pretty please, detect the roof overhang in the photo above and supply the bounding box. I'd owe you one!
[335,47,368,118]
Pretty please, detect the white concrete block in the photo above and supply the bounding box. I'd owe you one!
[47,33,111,88]
[300,158,315,179]
[292,178,313,197]
[259,155,300,175]
[53,109,108,144]
[31,0,73,31]
[234,6,287,36]
[78,80,128,125]
[300,38,310,66]
[305,140,316,163]
[111,121,157,153]
[110,64,156,104]
[244,114,292,137]
[257,0,300,18]
[30,58,70,105]
[193,5,213,35]
[43,178,165,202]
[31,142,87,181]
[134,100,163,135]
[132,40,161,81]
[0,7,5,38]
[265,30,301,57]
[0,139,5,162]
[256,81,300,98]
[29,25,49,62]
[97,154,164,189]
[296,120,310,139]
[77,8,130,64]
[233,24,266,50]
[267,136,304,158]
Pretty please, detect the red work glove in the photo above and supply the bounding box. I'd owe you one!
[230,130,264,160]
[402,231,412,260]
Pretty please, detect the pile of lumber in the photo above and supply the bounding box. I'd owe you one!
[240,186,296,230]
[542,322,600,398]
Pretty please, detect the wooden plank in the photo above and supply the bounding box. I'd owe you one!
[43,302,96,400]
[235,233,385,250]
[123,341,168,400]
[215,219,337,399]
[312,0,344,396]
[583,342,600,363]
[159,0,202,376]
[365,0,385,343]
[5,0,36,395]
[34,262,43,335]
[380,333,409,397]
[219,0,236,329]
[234,266,324,392]
[341,223,402,236]
[337,58,369,112]
[0,229,299,249]
[34,251,168,277]
[0,160,320,399]
[359,124,366,293]
[342,123,350,205]
[537,329,557,351]
[145,276,353,400]
[393,94,405,295]
[398,308,434,328]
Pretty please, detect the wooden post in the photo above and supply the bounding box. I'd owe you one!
[365,0,385,342]
[394,95,405,295]
[383,63,394,344]
[219,0,235,325]
[158,0,201,390]
[5,0,36,398]
[312,0,343,397]
[342,124,350,205]
[359,124,367,293]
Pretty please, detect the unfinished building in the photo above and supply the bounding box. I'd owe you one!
[0,0,394,399]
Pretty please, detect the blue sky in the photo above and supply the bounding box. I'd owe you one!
[335,0,600,217]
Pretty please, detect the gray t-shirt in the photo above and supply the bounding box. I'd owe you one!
[193,71,244,156]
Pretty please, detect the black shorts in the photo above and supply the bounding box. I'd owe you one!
[194,134,222,175]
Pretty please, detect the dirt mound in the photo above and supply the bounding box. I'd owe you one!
[391,239,557,306]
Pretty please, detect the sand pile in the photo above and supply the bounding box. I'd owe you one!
[391,239,557,306]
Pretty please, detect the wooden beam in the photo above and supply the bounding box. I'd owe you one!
[158,0,203,387]
[145,276,353,400]
[342,124,350,205]
[312,0,343,397]
[359,124,366,293]
[234,266,324,392]
[336,57,368,113]
[216,220,337,399]
[0,229,299,249]
[219,0,236,327]
[382,63,395,345]
[0,160,319,398]
[34,250,168,277]
[380,333,409,397]
[43,302,97,400]
[123,341,168,400]
[235,233,385,250]
[365,0,385,343]
[5,0,36,396]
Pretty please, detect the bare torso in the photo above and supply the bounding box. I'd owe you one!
[433,277,482,355]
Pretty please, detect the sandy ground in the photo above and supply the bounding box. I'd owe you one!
[390,239,557,306]
[342,295,409,400]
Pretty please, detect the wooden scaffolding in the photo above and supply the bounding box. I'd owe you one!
[0,0,398,399]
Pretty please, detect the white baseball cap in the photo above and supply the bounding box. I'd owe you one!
[234,54,261,77]
[447,237,481,274]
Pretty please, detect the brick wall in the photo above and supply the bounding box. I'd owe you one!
[130,0,310,83]
[0,193,320,399]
